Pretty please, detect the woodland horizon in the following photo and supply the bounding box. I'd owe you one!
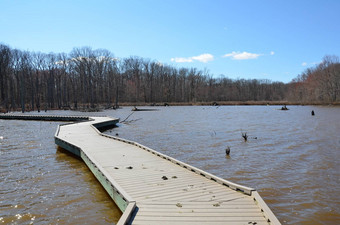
[0,44,339,112]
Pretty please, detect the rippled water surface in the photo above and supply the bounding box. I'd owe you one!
[1,106,339,224]
[0,115,121,224]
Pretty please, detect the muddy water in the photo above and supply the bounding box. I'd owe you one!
[1,106,339,224]
[106,105,340,225]
[0,118,121,224]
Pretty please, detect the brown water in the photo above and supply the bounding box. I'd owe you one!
[1,106,339,224]
[0,117,121,224]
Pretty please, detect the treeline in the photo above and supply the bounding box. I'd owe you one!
[0,44,339,112]
[287,55,340,103]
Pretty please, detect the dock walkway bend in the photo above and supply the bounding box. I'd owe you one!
[1,114,281,225]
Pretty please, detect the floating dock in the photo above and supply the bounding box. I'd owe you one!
[1,114,281,224]
[0,114,89,121]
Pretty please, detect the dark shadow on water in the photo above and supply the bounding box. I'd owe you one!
[96,124,119,132]
[55,146,122,223]
[56,146,81,160]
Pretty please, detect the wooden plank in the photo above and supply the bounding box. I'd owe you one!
[137,205,260,210]
[158,193,247,202]
[122,180,235,195]
[138,208,262,213]
[136,202,261,208]
[128,185,239,200]
[135,189,245,202]
[136,211,264,217]
[132,216,267,222]
[113,174,230,190]
[132,221,269,225]
[112,175,207,186]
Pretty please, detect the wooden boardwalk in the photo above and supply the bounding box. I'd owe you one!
[1,114,281,224]
[55,116,280,225]
[0,114,89,121]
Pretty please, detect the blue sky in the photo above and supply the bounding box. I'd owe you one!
[1,0,339,83]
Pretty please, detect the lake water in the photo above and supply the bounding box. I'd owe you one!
[0,106,339,224]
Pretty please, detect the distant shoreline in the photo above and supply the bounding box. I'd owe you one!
[118,101,340,107]
[1,101,339,113]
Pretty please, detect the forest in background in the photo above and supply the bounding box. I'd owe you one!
[0,43,339,112]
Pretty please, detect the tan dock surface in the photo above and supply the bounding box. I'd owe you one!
[53,116,280,225]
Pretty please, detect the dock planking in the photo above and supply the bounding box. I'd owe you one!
[1,114,281,224]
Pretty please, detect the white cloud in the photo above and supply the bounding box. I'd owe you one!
[192,53,214,63]
[171,57,193,63]
[270,51,275,55]
[171,53,214,63]
[223,51,261,60]
[301,61,321,67]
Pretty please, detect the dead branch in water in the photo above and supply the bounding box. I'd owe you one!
[120,111,142,124]
[242,132,248,142]
[120,112,135,123]
[225,146,231,155]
